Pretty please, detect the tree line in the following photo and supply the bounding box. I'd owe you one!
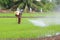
[0,0,55,12]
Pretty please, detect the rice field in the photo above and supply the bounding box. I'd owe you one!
[0,12,60,38]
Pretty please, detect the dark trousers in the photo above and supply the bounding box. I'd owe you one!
[18,17,21,24]
[18,15,21,24]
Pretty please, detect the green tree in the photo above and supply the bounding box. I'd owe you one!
[0,0,55,12]
[11,0,43,12]
[16,0,54,12]
[0,0,14,9]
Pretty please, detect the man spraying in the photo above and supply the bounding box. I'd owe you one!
[15,8,23,24]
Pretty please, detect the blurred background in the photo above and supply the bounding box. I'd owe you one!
[0,0,60,12]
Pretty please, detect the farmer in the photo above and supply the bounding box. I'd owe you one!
[15,8,23,24]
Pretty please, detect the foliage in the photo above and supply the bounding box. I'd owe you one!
[0,0,55,12]
[56,0,60,5]
[0,0,14,9]
[42,3,55,12]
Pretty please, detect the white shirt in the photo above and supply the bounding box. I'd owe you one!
[15,11,20,15]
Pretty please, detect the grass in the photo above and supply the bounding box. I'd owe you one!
[0,12,60,38]
[0,12,53,17]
